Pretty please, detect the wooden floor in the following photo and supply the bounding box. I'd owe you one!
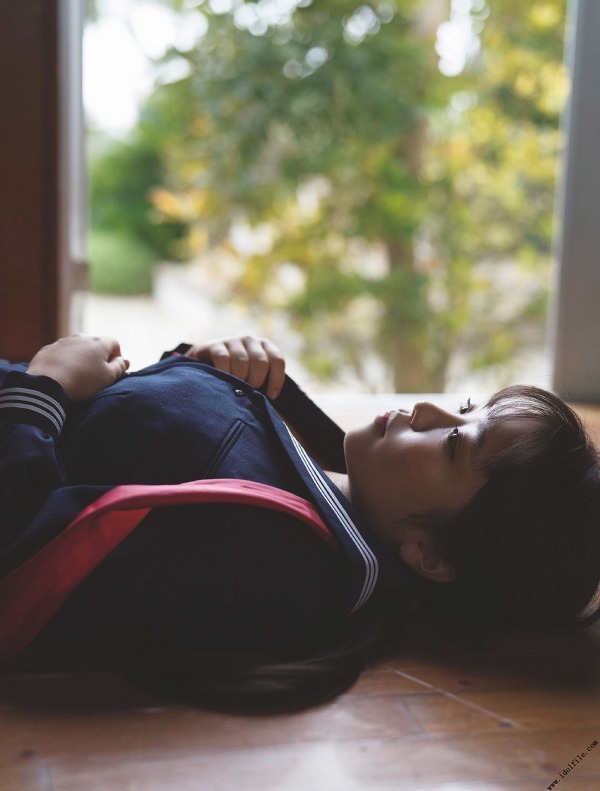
[2,395,600,791]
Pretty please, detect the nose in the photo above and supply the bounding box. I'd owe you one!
[410,401,461,431]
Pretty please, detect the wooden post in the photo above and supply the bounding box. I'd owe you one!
[0,0,84,362]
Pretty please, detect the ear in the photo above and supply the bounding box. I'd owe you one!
[398,536,455,583]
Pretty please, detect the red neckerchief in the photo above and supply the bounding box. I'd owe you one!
[0,479,337,661]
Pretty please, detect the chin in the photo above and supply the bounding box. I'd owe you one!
[344,421,374,455]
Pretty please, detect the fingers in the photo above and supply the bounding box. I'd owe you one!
[89,337,130,385]
[261,338,286,399]
[103,337,123,361]
[107,354,130,382]
[82,336,130,382]
[213,338,250,381]
[239,336,267,388]
[28,333,129,401]
[187,336,285,399]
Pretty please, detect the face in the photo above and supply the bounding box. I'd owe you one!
[344,399,528,555]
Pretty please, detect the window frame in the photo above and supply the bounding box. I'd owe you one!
[551,0,600,401]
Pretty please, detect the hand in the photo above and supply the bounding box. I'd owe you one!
[27,334,130,401]
[186,335,286,399]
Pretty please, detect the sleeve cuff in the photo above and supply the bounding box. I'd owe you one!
[0,371,71,439]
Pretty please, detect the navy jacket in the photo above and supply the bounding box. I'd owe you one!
[0,350,412,656]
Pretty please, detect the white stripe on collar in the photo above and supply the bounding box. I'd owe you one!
[286,427,378,612]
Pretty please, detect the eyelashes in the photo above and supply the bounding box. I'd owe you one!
[459,397,472,415]
[449,397,472,460]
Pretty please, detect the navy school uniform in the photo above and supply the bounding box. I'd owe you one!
[0,348,412,657]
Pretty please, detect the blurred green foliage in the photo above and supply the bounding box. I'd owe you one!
[90,132,188,264]
[88,229,156,294]
[88,0,567,389]
[88,127,189,294]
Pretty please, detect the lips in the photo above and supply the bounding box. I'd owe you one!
[375,410,395,436]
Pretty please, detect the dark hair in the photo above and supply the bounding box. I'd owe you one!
[126,385,600,712]
[423,385,600,629]
[124,603,392,715]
